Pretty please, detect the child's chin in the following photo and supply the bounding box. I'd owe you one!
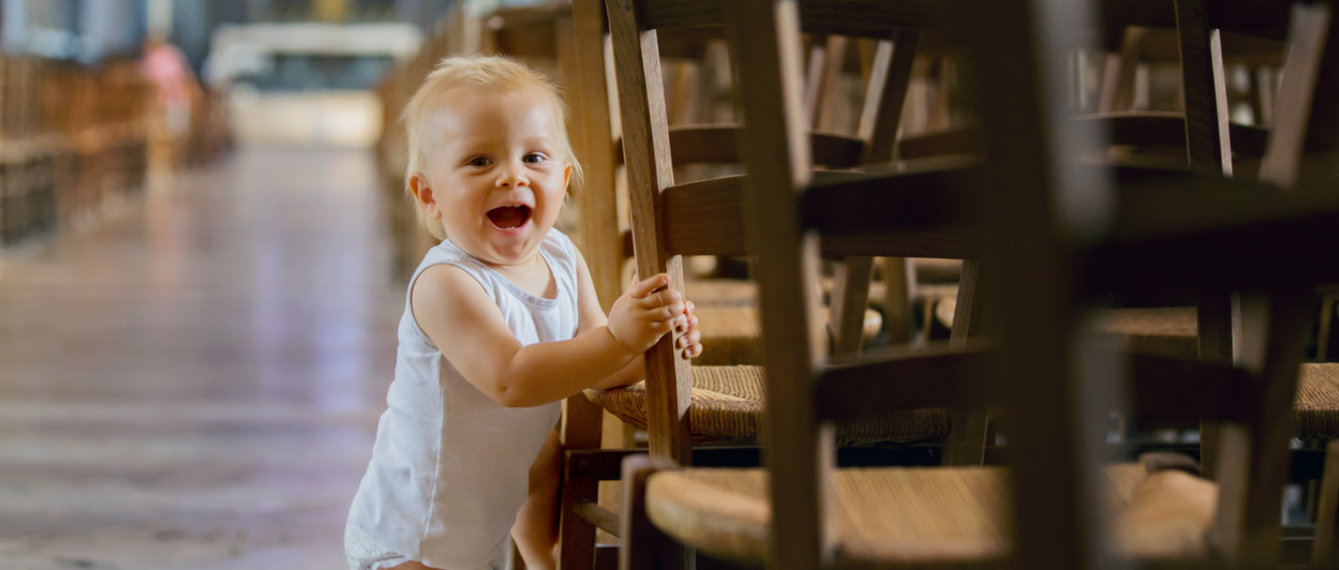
[481,242,535,265]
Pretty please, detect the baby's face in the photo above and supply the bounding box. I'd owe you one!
[419,85,571,267]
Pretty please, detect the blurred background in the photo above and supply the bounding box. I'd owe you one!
[0,1,553,569]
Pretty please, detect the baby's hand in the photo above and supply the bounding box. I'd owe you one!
[673,300,703,359]
[608,273,684,355]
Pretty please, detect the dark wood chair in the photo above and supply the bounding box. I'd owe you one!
[558,0,978,567]
[618,0,1339,568]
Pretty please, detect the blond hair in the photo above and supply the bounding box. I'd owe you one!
[402,55,583,239]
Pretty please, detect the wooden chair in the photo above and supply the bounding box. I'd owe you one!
[558,0,980,567]
[617,0,1339,568]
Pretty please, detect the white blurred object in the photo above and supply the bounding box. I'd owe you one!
[206,22,423,88]
[207,23,421,149]
[229,88,382,148]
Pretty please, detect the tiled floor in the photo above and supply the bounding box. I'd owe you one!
[0,148,402,569]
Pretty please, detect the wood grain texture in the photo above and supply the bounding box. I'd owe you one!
[897,115,1269,163]
[828,256,873,355]
[858,32,918,164]
[619,455,688,570]
[815,342,995,419]
[1313,439,1339,564]
[726,1,826,568]
[574,499,623,537]
[1174,0,1234,176]
[636,0,936,37]
[941,259,989,466]
[1210,291,1310,566]
[1259,2,1333,188]
[960,0,1104,565]
[800,165,977,233]
[607,0,693,464]
[819,226,977,260]
[662,176,747,256]
[571,0,625,314]
[666,125,866,167]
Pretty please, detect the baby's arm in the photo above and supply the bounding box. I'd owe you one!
[412,263,681,408]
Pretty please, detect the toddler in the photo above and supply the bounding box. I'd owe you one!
[345,55,703,570]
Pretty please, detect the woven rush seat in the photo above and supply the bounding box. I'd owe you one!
[1294,364,1339,438]
[684,278,761,308]
[688,276,899,314]
[1091,307,1199,357]
[586,366,950,446]
[644,462,1217,566]
[692,306,765,365]
[932,302,1197,358]
[694,305,883,365]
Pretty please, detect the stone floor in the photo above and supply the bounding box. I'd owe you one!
[0,148,402,569]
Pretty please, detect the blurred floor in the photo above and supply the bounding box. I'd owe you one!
[0,147,400,569]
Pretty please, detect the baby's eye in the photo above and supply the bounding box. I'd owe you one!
[467,156,492,167]
[523,152,548,164]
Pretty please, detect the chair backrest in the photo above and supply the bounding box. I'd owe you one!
[605,0,929,463]
[732,0,1339,568]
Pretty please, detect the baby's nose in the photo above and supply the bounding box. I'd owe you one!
[496,164,529,187]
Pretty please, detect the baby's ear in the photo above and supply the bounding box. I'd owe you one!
[408,173,442,219]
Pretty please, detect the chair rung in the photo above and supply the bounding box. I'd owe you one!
[819,226,977,259]
[575,499,622,538]
[1126,352,1253,422]
[1088,179,1339,296]
[801,162,979,232]
[663,176,747,256]
[896,115,1269,161]
[668,124,865,167]
[633,0,937,37]
[816,341,995,420]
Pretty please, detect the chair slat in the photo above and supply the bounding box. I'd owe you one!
[662,176,747,256]
[608,0,695,465]
[897,115,1269,161]
[635,0,936,37]
[820,227,978,260]
[1125,352,1252,422]
[815,342,995,420]
[667,124,866,166]
[1088,206,1339,298]
[800,163,978,233]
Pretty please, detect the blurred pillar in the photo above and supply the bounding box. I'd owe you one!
[147,0,172,37]
[396,0,454,34]
[80,0,142,60]
[314,0,348,22]
[2,0,26,51]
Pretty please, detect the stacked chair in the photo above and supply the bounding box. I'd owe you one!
[558,0,982,567]
[609,0,1339,569]
[1,56,150,247]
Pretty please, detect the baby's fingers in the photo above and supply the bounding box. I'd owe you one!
[675,329,702,350]
[677,329,704,359]
[638,288,682,312]
[627,273,670,298]
[675,313,698,334]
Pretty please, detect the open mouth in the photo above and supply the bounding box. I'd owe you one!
[486,205,532,229]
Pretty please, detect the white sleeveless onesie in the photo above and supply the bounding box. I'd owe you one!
[346,229,576,570]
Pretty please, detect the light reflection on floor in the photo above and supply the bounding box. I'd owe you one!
[0,147,401,569]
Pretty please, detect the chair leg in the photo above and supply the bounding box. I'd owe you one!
[881,257,913,345]
[559,460,600,570]
[559,391,607,570]
[1313,439,1339,565]
[941,259,989,465]
[1317,293,1337,361]
[619,454,689,570]
[829,256,874,356]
